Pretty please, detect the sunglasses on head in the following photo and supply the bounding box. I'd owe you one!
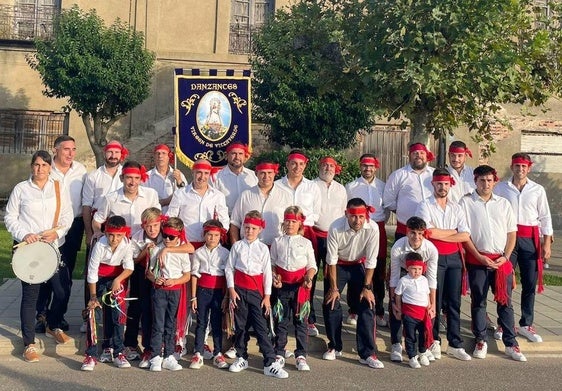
[162,233,178,240]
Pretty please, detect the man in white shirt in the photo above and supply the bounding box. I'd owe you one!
[213,142,258,216]
[346,153,388,327]
[494,153,553,343]
[383,143,435,240]
[308,156,347,335]
[144,144,187,214]
[322,198,384,369]
[416,168,471,361]
[447,141,475,203]
[230,161,292,246]
[167,159,229,248]
[459,165,527,362]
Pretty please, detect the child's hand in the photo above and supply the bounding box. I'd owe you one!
[394,308,402,320]
[273,274,282,288]
[110,281,122,295]
[427,306,436,319]
[146,268,155,282]
[261,296,271,316]
[87,297,101,310]
[191,298,198,313]
[229,290,240,311]
[155,277,166,286]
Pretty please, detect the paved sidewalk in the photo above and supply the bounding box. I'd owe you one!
[0,278,561,359]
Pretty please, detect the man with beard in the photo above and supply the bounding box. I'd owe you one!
[383,143,435,241]
[447,141,475,203]
[416,168,471,361]
[214,142,258,217]
[145,144,187,214]
[307,157,347,336]
[346,154,388,328]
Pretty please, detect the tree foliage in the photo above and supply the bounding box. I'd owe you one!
[250,0,374,149]
[28,6,155,166]
[338,0,562,150]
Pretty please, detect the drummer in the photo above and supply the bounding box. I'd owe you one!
[5,150,74,363]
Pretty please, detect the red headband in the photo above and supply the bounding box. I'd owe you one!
[284,213,306,222]
[346,205,375,221]
[255,162,279,174]
[409,144,435,161]
[141,214,167,226]
[319,157,342,175]
[360,156,381,168]
[162,226,187,244]
[432,175,456,186]
[203,225,228,243]
[449,146,473,158]
[193,161,212,172]
[226,142,251,157]
[122,166,148,183]
[511,157,533,167]
[104,141,129,162]
[244,216,266,228]
[105,225,131,238]
[154,144,174,162]
[406,259,426,271]
[287,153,309,164]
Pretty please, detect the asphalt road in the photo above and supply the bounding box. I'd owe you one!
[0,352,560,391]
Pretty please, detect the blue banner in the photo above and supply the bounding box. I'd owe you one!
[174,70,251,168]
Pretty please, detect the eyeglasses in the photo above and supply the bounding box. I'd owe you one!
[162,233,178,240]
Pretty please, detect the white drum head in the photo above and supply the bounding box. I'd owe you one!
[12,242,60,284]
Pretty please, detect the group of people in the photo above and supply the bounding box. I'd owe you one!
[4,135,552,377]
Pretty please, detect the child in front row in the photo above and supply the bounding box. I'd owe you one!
[225,210,289,379]
[189,219,230,370]
[394,252,435,369]
[81,215,134,371]
[270,206,317,371]
[146,217,191,372]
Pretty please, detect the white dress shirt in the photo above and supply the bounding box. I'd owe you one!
[415,196,470,233]
[82,165,123,211]
[166,184,229,243]
[346,176,387,222]
[144,166,187,214]
[275,176,321,227]
[447,165,475,203]
[395,275,430,306]
[213,166,258,215]
[191,244,229,277]
[314,178,347,231]
[87,235,134,283]
[389,236,438,289]
[149,243,191,279]
[51,161,87,218]
[326,216,380,269]
[225,239,273,295]
[270,234,317,272]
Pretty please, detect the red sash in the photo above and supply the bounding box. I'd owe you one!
[275,266,306,284]
[517,224,544,293]
[98,263,123,278]
[429,239,459,255]
[234,270,264,296]
[396,221,408,236]
[198,273,226,290]
[153,283,183,291]
[402,303,434,348]
[466,252,513,305]
[337,256,366,266]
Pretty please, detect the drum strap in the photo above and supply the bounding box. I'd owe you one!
[53,180,61,229]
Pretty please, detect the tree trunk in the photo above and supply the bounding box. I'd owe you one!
[81,113,122,167]
[410,107,430,146]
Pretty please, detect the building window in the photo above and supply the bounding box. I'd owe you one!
[229,0,274,54]
[0,0,60,41]
[0,110,68,154]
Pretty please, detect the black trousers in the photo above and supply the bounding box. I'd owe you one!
[273,283,308,357]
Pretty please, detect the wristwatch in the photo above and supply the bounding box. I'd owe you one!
[363,284,372,290]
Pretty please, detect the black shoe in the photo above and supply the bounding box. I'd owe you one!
[35,318,46,334]
[60,318,69,332]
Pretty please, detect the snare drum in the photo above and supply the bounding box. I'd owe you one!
[12,241,61,284]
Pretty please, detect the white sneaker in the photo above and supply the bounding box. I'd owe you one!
[80,322,87,333]
[347,313,357,325]
[229,357,248,373]
[322,349,342,361]
[113,353,131,368]
[473,341,488,359]
[446,346,472,361]
[429,340,441,360]
[409,356,421,369]
[418,351,430,366]
[122,346,140,361]
[307,323,319,337]
[359,354,384,369]
[284,350,295,359]
[505,346,527,362]
[225,346,237,359]
[376,314,389,327]
[425,349,435,362]
[189,352,203,369]
[494,326,503,341]
[264,361,289,378]
[99,348,113,363]
[275,355,285,368]
[139,351,151,369]
[203,344,214,360]
[390,343,403,362]
[296,356,310,371]
[150,355,163,372]
[544,262,550,269]
[518,326,543,343]
[162,355,183,371]
[81,355,96,371]
[213,353,228,369]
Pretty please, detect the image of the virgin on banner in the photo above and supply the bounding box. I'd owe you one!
[174,73,251,168]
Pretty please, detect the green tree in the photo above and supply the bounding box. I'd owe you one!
[27,6,155,166]
[339,0,561,151]
[251,0,373,149]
